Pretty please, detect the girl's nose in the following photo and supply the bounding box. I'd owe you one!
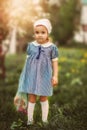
[38,33,42,36]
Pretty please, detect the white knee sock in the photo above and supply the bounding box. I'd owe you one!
[27,102,35,122]
[40,100,49,122]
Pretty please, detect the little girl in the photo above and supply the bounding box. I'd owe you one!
[14,18,59,125]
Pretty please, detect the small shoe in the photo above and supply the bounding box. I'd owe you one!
[27,120,33,126]
[42,121,49,126]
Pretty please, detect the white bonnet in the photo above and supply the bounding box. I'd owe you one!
[34,18,52,34]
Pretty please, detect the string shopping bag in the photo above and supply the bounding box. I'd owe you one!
[14,91,28,114]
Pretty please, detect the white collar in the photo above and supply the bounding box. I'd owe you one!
[32,41,53,47]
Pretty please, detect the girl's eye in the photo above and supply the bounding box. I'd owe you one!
[35,31,39,34]
[42,31,45,34]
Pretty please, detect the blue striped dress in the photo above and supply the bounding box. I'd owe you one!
[18,41,58,96]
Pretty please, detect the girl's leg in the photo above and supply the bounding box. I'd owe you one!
[27,94,37,124]
[40,96,49,122]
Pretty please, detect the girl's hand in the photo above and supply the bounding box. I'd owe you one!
[51,76,58,87]
[14,96,19,105]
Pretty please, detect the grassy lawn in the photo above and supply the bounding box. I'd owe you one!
[0,47,87,130]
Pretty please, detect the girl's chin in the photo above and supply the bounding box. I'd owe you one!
[37,40,48,44]
[37,41,44,44]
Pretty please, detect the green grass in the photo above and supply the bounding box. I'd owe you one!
[0,47,87,130]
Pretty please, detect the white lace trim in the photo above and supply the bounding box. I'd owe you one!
[32,41,53,47]
[52,58,58,61]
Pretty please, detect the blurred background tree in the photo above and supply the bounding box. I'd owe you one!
[53,0,80,44]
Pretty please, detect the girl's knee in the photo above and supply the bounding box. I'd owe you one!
[28,94,37,103]
[40,96,48,102]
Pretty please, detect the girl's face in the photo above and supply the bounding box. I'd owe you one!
[34,25,48,44]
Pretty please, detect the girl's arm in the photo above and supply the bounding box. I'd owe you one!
[52,60,58,87]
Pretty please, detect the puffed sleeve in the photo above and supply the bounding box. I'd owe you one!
[26,43,31,55]
[26,43,31,59]
[51,45,59,61]
[26,43,30,54]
